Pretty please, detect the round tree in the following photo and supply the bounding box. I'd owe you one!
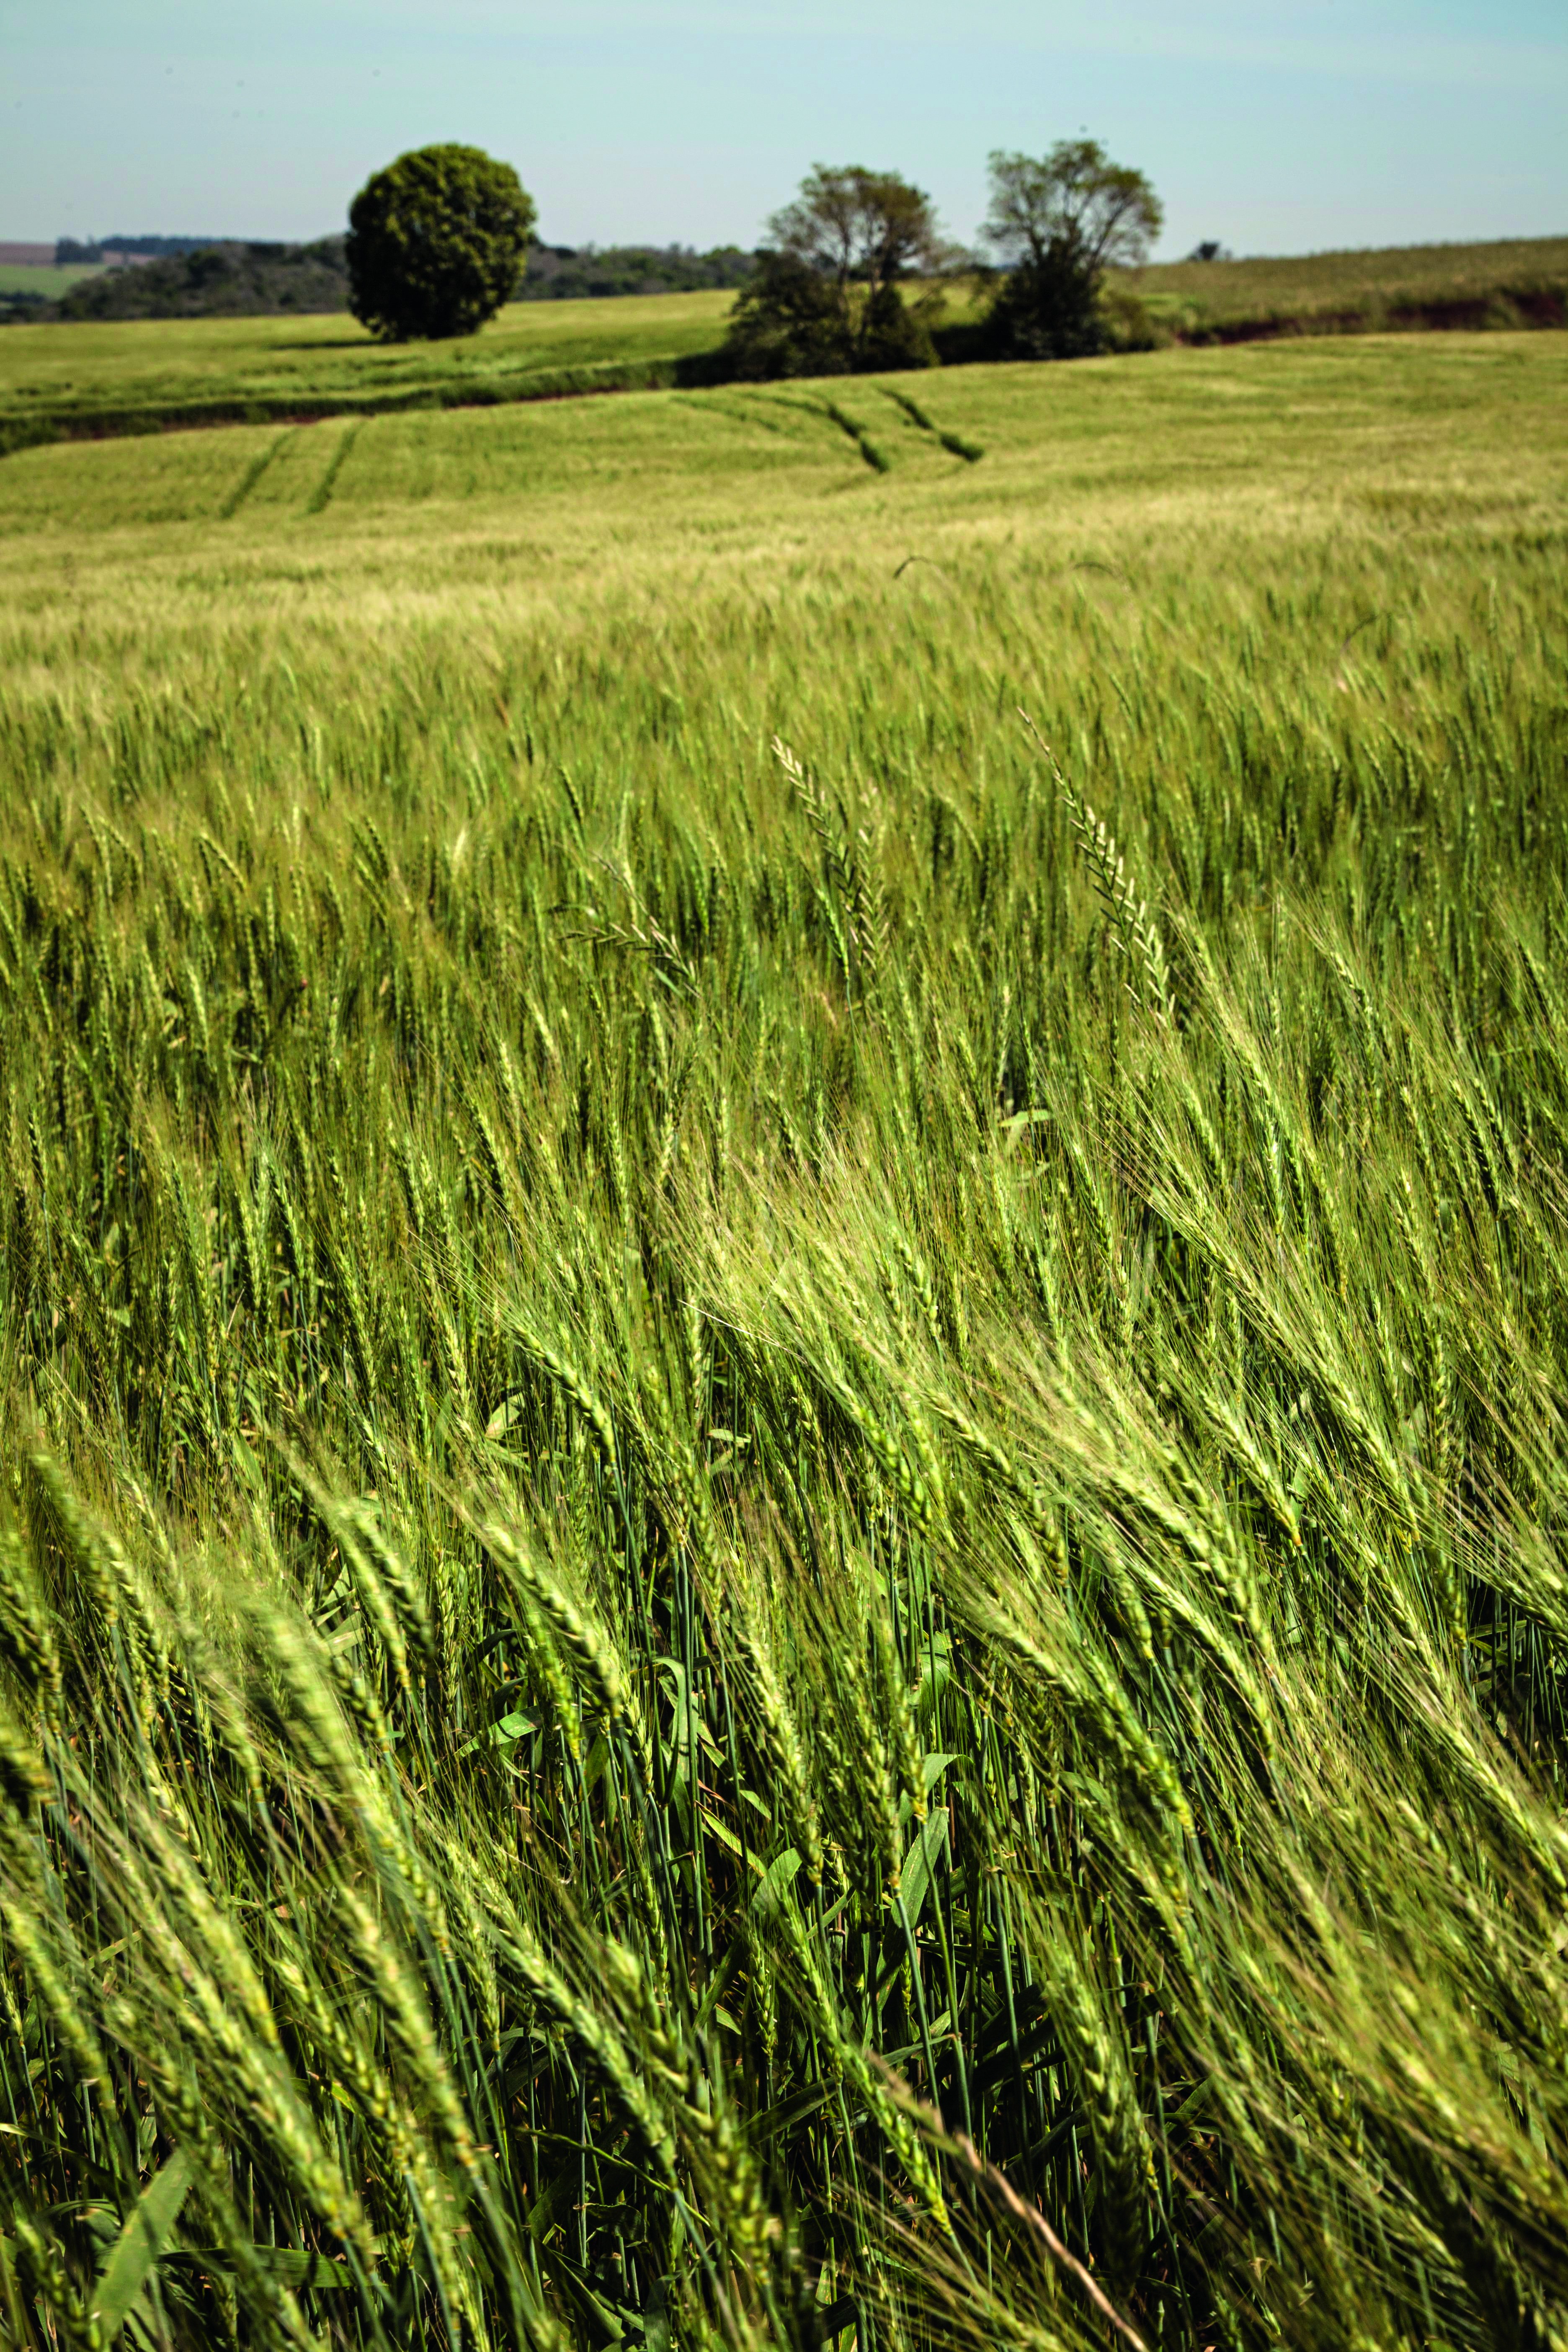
[346,144,536,341]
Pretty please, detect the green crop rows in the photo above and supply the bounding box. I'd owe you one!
[0,292,735,455]
[0,333,1566,2350]
[1127,232,1568,343]
[5,234,1566,459]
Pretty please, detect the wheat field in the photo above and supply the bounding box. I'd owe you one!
[0,290,735,451]
[6,234,1566,454]
[0,333,1567,2351]
[1124,234,1568,341]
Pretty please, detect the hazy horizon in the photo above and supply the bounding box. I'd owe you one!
[28,229,1568,267]
[5,0,1565,265]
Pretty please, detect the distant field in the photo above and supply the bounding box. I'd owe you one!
[5,331,1562,550]
[1124,232,1568,340]
[0,262,107,298]
[2,235,1565,455]
[0,290,734,450]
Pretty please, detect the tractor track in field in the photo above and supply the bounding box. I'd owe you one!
[873,384,985,462]
[219,425,297,519]
[0,358,689,462]
[306,418,365,515]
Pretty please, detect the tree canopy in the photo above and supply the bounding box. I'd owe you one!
[983,141,1163,278]
[346,145,536,343]
[980,141,1163,361]
[718,165,943,378]
[768,165,942,314]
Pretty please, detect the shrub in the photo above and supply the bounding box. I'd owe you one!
[720,253,850,378]
[718,254,938,381]
[859,281,939,370]
[984,242,1105,359]
[715,164,945,380]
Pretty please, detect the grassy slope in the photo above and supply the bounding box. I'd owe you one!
[3,235,1565,453]
[0,288,735,448]
[3,332,1557,546]
[0,263,108,298]
[1,338,1568,2351]
[1122,232,1568,340]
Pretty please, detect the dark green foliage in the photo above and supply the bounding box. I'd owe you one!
[715,163,944,380]
[972,255,1160,361]
[52,238,351,321]
[983,142,1163,279]
[38,238,759,328]
[520,241,761,299]
[0,288,50,322]
[859,279,939,369]
[720,252,851,377]
[718,255,936,379]
[347,144,536,343]
[983,242,1105,359]
[981,140,1163,363]
[719,253,846,376]
[770,163,942,294]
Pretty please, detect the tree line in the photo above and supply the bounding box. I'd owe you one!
[523,242,761,301]
[26,145,1166,367]
[23,237,765,329]
[716,148,1161,376]
[343,142,1162,371]
[54,235,226,265]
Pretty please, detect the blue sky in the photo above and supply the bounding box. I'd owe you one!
[3,1,1565,258]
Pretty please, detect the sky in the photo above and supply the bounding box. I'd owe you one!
[3,0,1565,261]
